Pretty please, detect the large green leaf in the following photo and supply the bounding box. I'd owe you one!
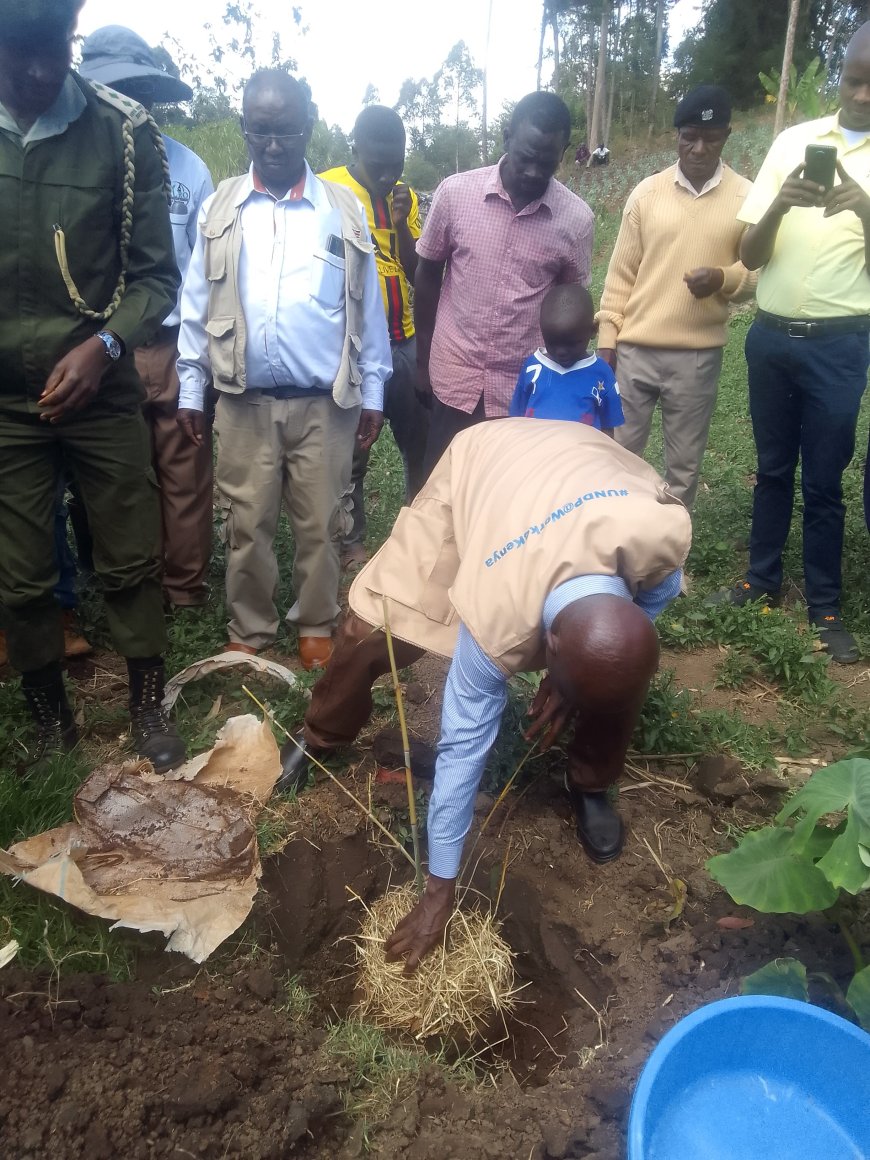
[707,827,839,913]
[742,958,809,1002]
[846,965,870,1032]
[777,759,870,894]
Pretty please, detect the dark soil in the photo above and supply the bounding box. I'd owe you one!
[1,650,866,1158]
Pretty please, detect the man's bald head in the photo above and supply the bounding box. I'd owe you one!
[545,595,659,712]
[242,69,310,118]
[840,22,870,132]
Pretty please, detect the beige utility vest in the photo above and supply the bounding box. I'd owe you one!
[198,174,374,408]
[351,419,692,675]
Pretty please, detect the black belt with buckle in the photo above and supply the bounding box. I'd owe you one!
[756,310,870,338]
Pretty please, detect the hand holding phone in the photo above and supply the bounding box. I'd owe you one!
[804,144,837,191]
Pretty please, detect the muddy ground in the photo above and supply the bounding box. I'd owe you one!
[2,648,868,1159]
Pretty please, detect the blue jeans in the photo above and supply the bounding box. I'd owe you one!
[745,321,868,618]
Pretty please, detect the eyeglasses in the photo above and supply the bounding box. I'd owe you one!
[243,129,307,146]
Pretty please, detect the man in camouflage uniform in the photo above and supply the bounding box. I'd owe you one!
[0,0,186,772]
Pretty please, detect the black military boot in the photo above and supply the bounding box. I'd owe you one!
[127,658,187,774]
[20,664,78,769]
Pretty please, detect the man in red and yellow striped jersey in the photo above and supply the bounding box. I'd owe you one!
[321,106,430,569]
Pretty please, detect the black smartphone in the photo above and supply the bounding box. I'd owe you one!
[804,144,837,191]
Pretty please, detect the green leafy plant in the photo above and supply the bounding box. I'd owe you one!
[707,758,870,1029]
[758,57,838,125]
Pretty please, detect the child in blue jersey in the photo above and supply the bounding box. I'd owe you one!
[509,284,624,435]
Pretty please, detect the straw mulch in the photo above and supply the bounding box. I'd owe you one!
[352,883,518,1040]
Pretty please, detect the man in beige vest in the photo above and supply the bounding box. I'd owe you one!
[176,70,391,670]
[278,420,691,970]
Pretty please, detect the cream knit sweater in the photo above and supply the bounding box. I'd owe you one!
[597,163,757,351]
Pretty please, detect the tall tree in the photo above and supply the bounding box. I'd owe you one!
[588,1,611,147]
[775,0,803,138]
[648,0,667,134]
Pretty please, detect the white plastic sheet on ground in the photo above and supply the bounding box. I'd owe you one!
[0,715,280,962]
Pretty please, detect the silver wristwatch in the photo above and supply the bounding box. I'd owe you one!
[95,330,122,361]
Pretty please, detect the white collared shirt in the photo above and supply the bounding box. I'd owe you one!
[162,136,214,327]
[674,160,724,198]
[177,162,390,410]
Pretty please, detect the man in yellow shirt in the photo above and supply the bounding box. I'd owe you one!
[597,85,755,510]
[321,106,429,569]
[714,24,870,664]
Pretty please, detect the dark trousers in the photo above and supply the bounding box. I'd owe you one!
[745,321,869,618]
[344,337,430,547]
[0,404,166,672]
[303,613,639,791]
[422,394,488,479]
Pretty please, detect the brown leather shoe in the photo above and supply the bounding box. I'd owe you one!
[298,635,333,671]
[63,611,92,658]
[223,641,259,656]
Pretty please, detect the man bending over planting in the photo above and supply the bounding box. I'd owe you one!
[277,421,690,971]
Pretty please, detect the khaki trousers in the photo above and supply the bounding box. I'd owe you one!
[135,330,214,606]
[214,391,358,648]
[615,343,724,510]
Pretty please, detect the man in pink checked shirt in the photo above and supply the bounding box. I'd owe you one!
[414,90,594,475]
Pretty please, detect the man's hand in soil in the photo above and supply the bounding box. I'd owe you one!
[385,874,455,974]
[356,409,384,452]
[523,674,574,750]
[684,266,725,299]
[391,182,412,225]
[39,337,112,422]
[177,408,206,447]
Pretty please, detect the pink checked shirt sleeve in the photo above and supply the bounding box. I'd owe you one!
[417,163,594,417]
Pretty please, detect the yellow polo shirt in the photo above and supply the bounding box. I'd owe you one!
[737,113,870,318]
[319,165,421,342]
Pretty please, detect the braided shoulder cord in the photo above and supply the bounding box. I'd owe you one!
[53,112,171,323]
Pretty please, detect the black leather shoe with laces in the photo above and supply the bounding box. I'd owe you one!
[127,660,187,773]
[21,675,77,770]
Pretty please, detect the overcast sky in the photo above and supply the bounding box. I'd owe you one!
[77,0,701,133]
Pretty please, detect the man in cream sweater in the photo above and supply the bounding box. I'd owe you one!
[597,86,756,509]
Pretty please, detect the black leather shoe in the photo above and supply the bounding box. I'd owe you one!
[276,732,314,795]
[127,660,187,774]
[566,784,624,864]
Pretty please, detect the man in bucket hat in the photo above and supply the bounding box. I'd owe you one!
[79,27,216,610]
[597,84,756,511]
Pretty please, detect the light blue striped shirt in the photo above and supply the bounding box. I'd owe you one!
[426,570,682,878]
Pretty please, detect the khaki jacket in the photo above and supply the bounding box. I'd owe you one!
[198,174,374,408]
[351,420,692,675]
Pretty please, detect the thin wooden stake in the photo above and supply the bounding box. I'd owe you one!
[241,685,417,871]
[381,597,425,895]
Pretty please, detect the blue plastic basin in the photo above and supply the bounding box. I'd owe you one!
[628,996,870,1160]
